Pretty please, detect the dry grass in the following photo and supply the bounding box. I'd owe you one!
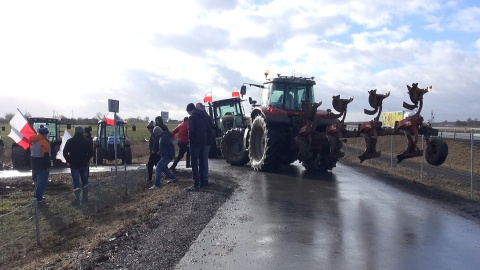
[0,142,193,269]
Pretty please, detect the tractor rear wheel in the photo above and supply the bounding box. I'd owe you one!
[124,146,132,164]
[12,145,27,169]
[425,138,448,166]
[95,147,104,165]
[222,128,249,166]
[248,116,284,171]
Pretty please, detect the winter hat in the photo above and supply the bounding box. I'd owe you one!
[147,121,155,130]
[153,126,163,135]
[195,103,204,110]
[37,125,49,135]
[186,103,195,112]
[75,126,84,134]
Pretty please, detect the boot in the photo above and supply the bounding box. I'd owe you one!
[81,185,89,204]
[169,162,177,172]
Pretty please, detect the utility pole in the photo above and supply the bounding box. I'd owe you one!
[72,110,74,119]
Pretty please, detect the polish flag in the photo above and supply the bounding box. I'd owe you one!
[104,112,115,126]
[203,91,213,103]
[232,91,240,97]
[8,112,36,150]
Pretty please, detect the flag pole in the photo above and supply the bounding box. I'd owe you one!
[16,108,34,131]
[16,108,28,121]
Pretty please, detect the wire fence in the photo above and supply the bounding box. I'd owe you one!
[0,166,147,265]
[342,130,480,201]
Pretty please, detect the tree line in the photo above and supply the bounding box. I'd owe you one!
[0,113,152,126]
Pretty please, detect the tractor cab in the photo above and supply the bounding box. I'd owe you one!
[93,119,132,165]
[262,78,316,112]
[11,117,70,169]
[208,97,247,137]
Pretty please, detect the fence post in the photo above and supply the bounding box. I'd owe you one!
[34,199,40,245]
[356,137,359,157]
[471,129,474,199]
[421,135,424,182]
[390,136,393,168]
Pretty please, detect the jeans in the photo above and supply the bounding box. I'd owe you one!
[154,157,175,187]
[71,167,89,201]
[34,168,49,201]
[171,142,190,169]
[146,153,161,181]
[200,145,210,186]
[190,144,208,188]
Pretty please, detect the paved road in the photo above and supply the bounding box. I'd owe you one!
[176,161,480,270]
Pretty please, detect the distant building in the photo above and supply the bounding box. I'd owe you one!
[161,111,169,122]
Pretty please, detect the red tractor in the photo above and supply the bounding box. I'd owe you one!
[238,71,448,171]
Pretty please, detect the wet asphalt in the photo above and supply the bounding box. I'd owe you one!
[175,160,480,270]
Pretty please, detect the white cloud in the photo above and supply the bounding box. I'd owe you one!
[0,0,478,123]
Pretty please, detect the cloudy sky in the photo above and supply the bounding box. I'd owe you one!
[0,0,479,123]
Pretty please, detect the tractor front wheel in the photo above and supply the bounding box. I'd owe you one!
[425,138,448,166]
[249,116,284,171]
[12,145,27,169]
[222,128,249,166]
[124,146,133,164]
[95,147,104,165]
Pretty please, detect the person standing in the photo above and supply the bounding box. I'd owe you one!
[196,103,212,187]
[63,126,94,205]
[31,125,51,203]
[155,116,169,132]
[185,103,210,191]
[150,126,176,189]
[169,116,190,171]
[145,121,160,182]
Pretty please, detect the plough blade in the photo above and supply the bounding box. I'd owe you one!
[358,134,381,163]
[396,132,422,163]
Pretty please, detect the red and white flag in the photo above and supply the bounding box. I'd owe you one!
[203,91,212,103]
[8,112,36,150]
[232,91,240,97]
[104,112,115,126]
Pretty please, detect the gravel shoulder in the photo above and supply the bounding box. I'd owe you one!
[78,169,238,270]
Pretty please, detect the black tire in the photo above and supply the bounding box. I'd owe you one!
[222,128,249,166]
[125,146,132,164]
[425,138,448,166]
[95,147,104,165]
[248,116,284,171]
[12,145,27,169]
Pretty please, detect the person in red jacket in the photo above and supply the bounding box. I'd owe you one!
[169,116,190,171]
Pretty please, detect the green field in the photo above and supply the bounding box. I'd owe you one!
[0,122,179,146]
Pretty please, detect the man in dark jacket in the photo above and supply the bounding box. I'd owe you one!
[155,116,169,132]
[63,126,94,205]
[150,126,176,189]
[185,103,211,191]
[196,103,212,187]
[146,121,160,181]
